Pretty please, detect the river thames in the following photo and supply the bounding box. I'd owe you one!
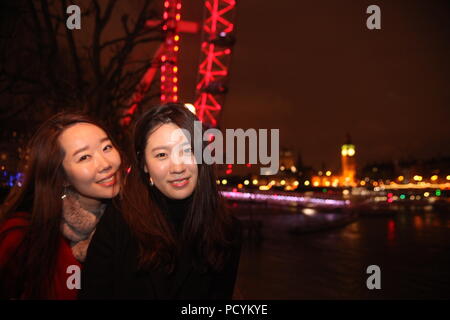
[231,202,450,299]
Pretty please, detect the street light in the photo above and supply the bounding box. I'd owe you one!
[184,103,196,114]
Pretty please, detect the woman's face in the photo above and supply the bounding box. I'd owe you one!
[59,123,121,208]
[144,122,198,200]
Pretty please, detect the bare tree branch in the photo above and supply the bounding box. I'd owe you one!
[1,0,163,136]
[26,0,44,61]
[103,0,161,92]
[92,0,104,84]
[0,96,36,121]
[61,0,83,94]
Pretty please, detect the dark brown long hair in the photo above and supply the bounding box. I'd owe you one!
[0,112,124,299]
[121,103,237,273]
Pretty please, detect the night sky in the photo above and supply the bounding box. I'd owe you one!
[179,0,450,171]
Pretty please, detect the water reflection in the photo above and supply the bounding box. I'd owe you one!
[229,201,450,299]
[387,219,395,244]
[414,215,423,230]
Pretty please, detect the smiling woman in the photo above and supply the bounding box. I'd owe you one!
[0,112,124,299]
[59,123,121,207]
[81,104,242,300]
[143,122,199,200]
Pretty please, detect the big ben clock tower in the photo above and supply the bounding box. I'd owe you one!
[341,134,356,186]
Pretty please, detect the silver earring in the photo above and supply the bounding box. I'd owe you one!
[61,187,67,199]
[149,177,154,186]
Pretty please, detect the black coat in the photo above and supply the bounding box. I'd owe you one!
[79,203,242,300]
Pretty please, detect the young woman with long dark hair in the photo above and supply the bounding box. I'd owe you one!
[0,112,123,299]
[81,103,242,299]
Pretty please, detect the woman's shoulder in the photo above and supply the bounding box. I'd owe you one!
[0,212,31,261]
[0,211,30,233]
[93,200,131,241]
[100,201,125,226]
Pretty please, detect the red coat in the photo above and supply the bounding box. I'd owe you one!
[0,212,81,299]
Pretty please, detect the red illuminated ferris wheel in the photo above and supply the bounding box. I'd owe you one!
[123,0,237,128]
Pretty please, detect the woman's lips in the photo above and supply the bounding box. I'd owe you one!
[169,177,190,188]
[97,173,117,187]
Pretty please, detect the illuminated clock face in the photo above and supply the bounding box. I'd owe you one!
[341,144,356,157]
[347,148,355,156]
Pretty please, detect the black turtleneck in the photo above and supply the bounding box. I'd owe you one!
[163,195,192,236]
[153,189,193,237]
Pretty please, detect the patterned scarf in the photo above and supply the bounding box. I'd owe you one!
[60,190,106,262]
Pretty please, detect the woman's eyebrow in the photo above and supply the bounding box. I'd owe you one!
[151,141,190,153]
[151,145,170,152]
[73,146,88,157]
[72,137,110,157]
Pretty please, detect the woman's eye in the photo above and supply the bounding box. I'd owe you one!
[156,152,167,158]
[78,155,90,162]
[103,144,113,152]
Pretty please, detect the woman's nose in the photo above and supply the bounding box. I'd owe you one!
[97,154,112,173]
[169,156,186,174]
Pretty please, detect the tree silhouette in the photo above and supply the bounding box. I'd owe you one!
[0,0,163,136]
